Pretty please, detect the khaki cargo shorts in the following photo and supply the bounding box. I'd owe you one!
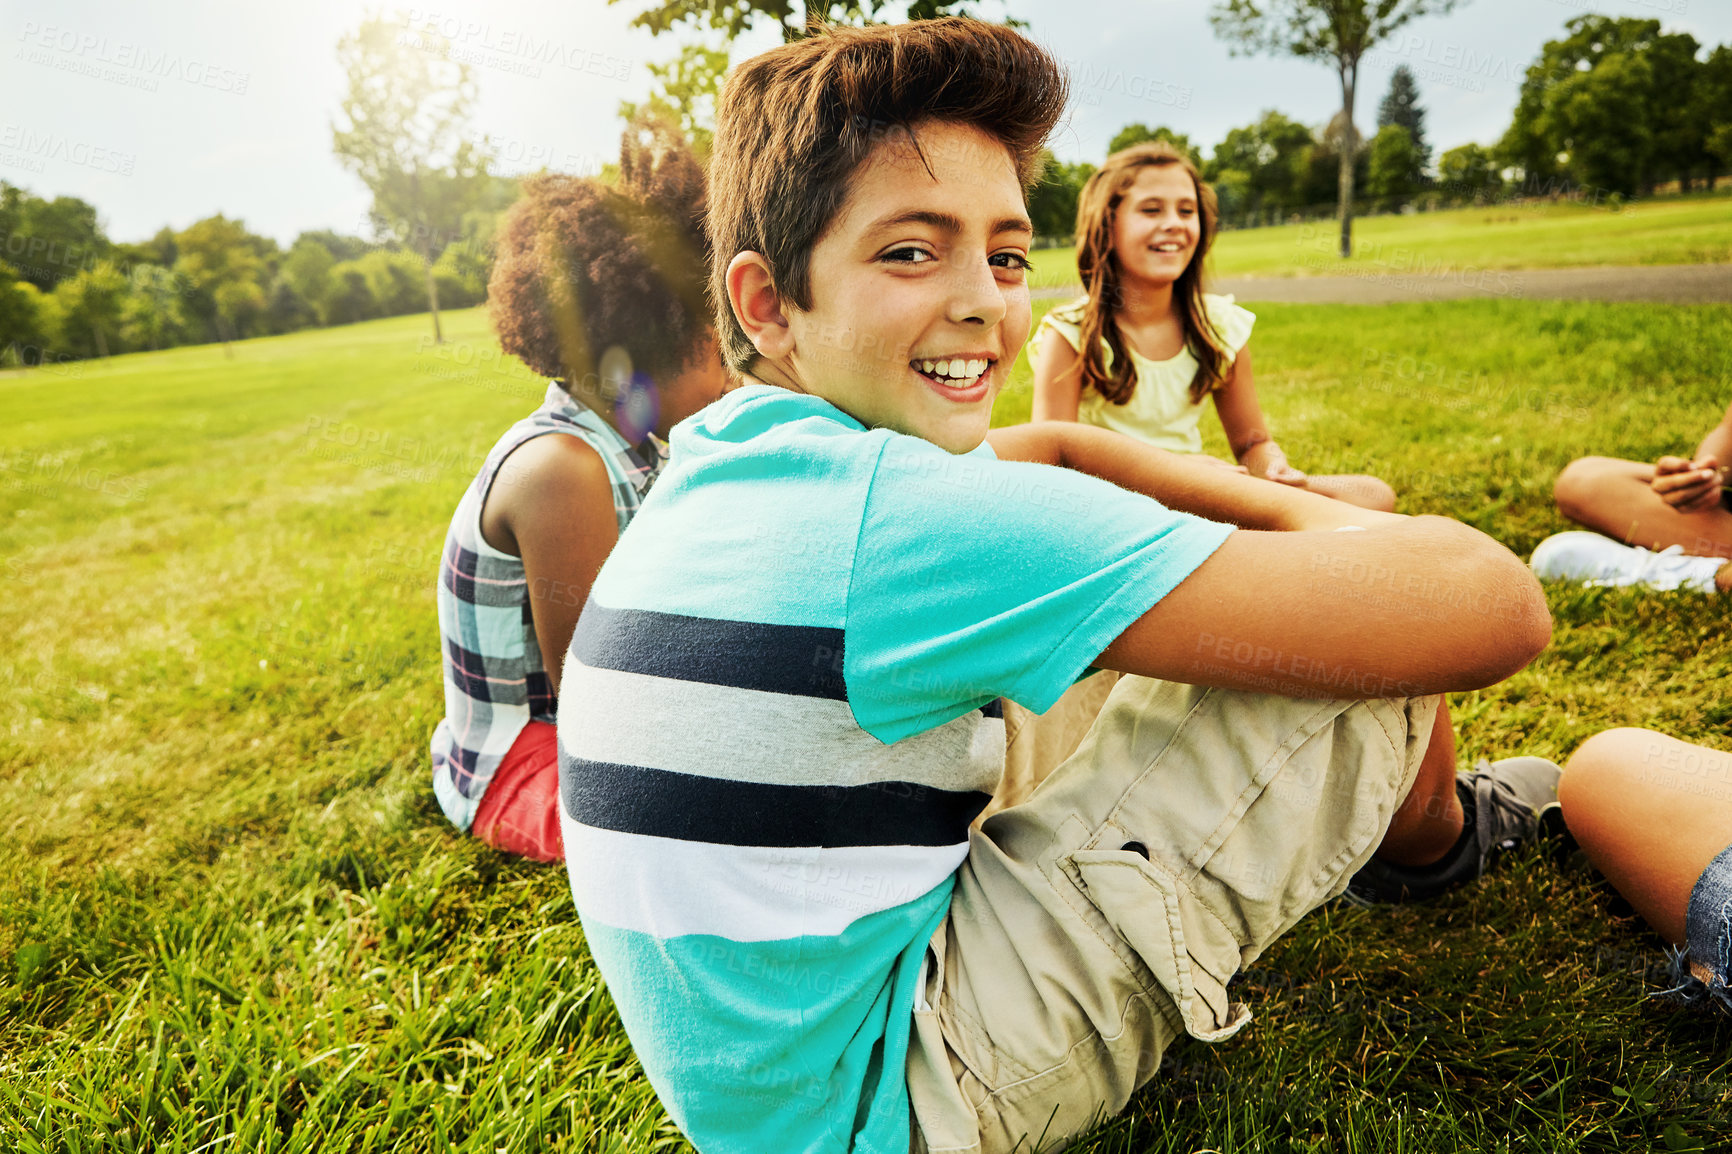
[911,674,1439,1154]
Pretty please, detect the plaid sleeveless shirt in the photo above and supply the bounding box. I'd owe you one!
[431,383,662,831]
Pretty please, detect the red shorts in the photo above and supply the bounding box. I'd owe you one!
[472,720,563,863]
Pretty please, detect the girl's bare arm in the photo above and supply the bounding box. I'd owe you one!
[1210,346,1305,485]
[479,435,621,696]
[1030,326,1084,422]
[1693,399,1732,467]
[987,421,1390,532]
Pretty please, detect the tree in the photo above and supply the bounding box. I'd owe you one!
[121,264,189,351]
[281,237,337,323]
[9,193,110,291]
[355,249,426,317]
[1648,29,1706,191]
[332,16,493,344]
[1300,112,1368,210]
[432,246,487,309]
[1500,16,1702,198]
[0,183,24,248]
[1107,124,1203,168]
[619,41,730,157]
[1366,123,1421,202]
[262,280,318,336]
[1026,151,1096,242]
[1209,110,1315,221]
[295,229,372,263]
[54,261,129,357]
[0,260,46,359]
[174,215,272,344]
[113,226,178,274]
[1699,46,1732,184]
[1210,0,1462,257]
[1436,142,1501,203]
[1376,64,1429,186]
[613,0,1019,43]
[324,265,380,326]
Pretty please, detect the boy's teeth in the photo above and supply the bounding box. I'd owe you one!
[918,357,990,381]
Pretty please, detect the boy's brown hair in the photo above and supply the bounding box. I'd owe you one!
[489,113,711,392]
[707,18,1068,373]
[1073,141,1229,407]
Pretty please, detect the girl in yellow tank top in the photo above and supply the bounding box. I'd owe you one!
[1029,141,1395,511]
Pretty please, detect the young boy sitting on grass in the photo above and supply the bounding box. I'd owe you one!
[556,20,1556,1153]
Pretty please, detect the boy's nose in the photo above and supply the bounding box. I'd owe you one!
[946,255,1009,327]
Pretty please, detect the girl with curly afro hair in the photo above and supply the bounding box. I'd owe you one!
[429,114,728,862]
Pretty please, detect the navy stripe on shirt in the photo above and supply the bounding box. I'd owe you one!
[561,756,991,848]
[573,601,849,700]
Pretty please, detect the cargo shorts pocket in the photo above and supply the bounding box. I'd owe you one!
[1064,848,1252,1043]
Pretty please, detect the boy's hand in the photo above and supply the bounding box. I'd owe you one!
[1651,454,1722,514]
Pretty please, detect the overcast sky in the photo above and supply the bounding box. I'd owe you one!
[1,0,1724,246]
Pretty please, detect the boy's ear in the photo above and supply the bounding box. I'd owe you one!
[726,252,795,362]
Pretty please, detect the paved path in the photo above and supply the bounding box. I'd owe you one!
[1033,263,1732,305]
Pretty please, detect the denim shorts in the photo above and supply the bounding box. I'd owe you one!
[1668,843,1732,1011]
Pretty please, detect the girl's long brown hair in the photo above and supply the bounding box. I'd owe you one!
[1072,141,1228,406]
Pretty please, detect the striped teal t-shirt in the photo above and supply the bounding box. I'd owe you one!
[557,385,1234,1153]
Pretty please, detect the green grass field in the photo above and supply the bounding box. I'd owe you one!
[1029,192,1732,288]
[5,302,1732,1152]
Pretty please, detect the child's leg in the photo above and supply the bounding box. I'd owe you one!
[471,720,564,863]
[1371,698,1462,866]
[1560,728,1732,1006]
[1554,455,1732,558]
[1559,728,1732,945]
[1302,473,1397,513]
[909,678,1437,1154]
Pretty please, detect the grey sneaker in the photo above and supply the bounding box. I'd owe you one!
[1345,756,1564,904]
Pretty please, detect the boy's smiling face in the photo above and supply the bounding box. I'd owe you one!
[734,120,1034,454]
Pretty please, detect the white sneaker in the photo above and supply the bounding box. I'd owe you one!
[1530,530,1727,593]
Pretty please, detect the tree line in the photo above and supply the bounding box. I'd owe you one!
[6,9,1728,368]
[1031,15,1732,244]
[0,15,509,370]
[0,182,515,369]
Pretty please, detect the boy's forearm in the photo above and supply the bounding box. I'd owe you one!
[993,422,1396,532]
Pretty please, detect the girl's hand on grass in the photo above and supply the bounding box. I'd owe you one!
[1652,454,1723,514]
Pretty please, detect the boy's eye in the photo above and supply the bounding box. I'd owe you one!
[881,246,935,264]
[990,251,1033,272]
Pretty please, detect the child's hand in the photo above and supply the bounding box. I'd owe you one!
[1262,461,1309,487]
[1240,441,1306,487]
[1651,454,1723,514]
